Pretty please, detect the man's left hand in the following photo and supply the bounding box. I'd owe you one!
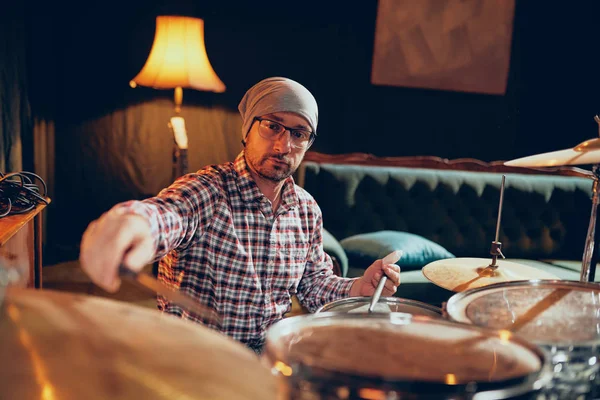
[349,257,401,297]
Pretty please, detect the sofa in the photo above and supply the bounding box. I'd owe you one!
[296,151,598,307]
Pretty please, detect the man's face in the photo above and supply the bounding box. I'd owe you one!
[244,112,312,182]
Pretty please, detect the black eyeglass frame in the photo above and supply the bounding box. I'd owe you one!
[253,117,316,149]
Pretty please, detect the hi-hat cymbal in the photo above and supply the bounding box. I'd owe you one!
[0,288,276,400]
[505,138,600,167]
[422,258,559,292]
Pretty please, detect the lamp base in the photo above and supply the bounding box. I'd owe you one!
[169,115,189,182]
[172,145,188,182]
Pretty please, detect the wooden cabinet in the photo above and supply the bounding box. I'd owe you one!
[0,201,49,288]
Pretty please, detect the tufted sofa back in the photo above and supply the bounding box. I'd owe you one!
[298,153,595,261]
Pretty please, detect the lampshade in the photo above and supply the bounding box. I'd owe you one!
[130,16,226,92]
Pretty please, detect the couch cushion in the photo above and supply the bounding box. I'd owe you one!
[340,230,455,271]
[322,228,348,277]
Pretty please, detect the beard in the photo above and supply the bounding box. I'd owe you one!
[246,150,295,182]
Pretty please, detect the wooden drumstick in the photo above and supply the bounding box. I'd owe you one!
[119,265,222,326]
[368,250,403,313]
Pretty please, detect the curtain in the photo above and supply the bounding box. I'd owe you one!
[0,3,30,173]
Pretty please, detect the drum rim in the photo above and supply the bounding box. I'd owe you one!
[264,312,551,396]
[315,296,443,315]
[445,279,600,345]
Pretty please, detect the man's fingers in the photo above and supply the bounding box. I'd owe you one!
[383,264,401,286]
[79,213,152,293]
[371,271,384,287]
[383,279,397,294]
[123,236,155,272]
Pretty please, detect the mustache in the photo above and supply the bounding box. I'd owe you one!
[264,154,290,164]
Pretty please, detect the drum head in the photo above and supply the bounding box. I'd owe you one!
[446,280,600,346]
[316,296,442,318]
[265,312,548,398]
[0,288,276,400]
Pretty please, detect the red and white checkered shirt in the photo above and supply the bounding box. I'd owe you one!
[116,152,355,351]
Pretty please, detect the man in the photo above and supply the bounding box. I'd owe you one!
[79,77,401,353]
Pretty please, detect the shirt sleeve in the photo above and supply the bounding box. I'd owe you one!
[110,172,220,261]
[295,211,358,312]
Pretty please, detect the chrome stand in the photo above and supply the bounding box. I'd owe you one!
[488,175,507,269]
[580,165,600,282]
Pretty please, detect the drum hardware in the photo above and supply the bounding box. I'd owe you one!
[423,174,558,292]
[118,264,221,326]
[368,250,403,313]
[487,175,506,270]
[505,115,600,283]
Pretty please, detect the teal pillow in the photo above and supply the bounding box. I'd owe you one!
[340,230,455,271]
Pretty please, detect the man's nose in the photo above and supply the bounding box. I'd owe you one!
[273,130,292,153]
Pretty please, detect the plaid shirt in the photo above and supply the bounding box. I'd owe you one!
[116,152,355,351]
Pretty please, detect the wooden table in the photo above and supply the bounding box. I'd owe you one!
[0,200,50,288]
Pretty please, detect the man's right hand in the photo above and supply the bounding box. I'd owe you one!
[79,210,154,293]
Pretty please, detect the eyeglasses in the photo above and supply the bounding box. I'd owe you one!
[254,117,315,149]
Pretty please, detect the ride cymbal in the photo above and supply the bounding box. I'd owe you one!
[422,257,559,292]
[505,138,600,167]
[0,288,276,400]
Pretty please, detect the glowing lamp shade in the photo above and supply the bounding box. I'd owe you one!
[130,16,225,93]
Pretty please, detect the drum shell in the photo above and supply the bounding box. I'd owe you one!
[263,312,551,400]
[316,296,443,319]
[445,279,600,398]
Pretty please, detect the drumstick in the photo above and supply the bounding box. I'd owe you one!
[368,250,403,313]
[119,265,222,326]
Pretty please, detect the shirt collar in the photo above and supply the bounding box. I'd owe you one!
[234,151,299,209]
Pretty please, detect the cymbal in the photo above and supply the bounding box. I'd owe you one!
[422,257,559,292]
[505,137,600,167]
[0,288,276,400]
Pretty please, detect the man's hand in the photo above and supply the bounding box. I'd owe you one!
[79,210,154,293]
[349,251,402,297]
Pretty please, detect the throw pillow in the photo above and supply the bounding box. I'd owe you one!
[340,230,455,271]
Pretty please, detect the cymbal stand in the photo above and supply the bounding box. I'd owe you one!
[580,165,600,282]
[488,175,507,269]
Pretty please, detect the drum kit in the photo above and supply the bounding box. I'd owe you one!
[263,119,600,399]
[3,120,600,399]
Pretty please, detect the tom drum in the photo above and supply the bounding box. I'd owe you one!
[264,312,551,399]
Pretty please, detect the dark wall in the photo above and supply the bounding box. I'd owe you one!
[25,1,600,262]
[35,1,600,156]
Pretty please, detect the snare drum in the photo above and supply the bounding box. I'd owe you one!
[264,312,551,399]
[446,280,600,397]
[316,296,443,318]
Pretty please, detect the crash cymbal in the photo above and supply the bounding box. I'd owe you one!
[505,137,600,167]
[0,288,276,400]
[422,257,559,292]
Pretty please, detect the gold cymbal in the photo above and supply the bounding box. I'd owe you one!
[422,258,559,292]
[505,138,600,167]
[0,288,276,400]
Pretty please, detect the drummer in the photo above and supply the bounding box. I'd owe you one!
[79,77,401,354]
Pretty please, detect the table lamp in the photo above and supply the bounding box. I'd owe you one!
[129,15,226,181]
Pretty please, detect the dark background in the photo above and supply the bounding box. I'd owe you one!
[12,1,600,263]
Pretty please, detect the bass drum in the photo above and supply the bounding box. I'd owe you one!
[446,279,600,398]
[264,312,551,399]
[316,296,443,318]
